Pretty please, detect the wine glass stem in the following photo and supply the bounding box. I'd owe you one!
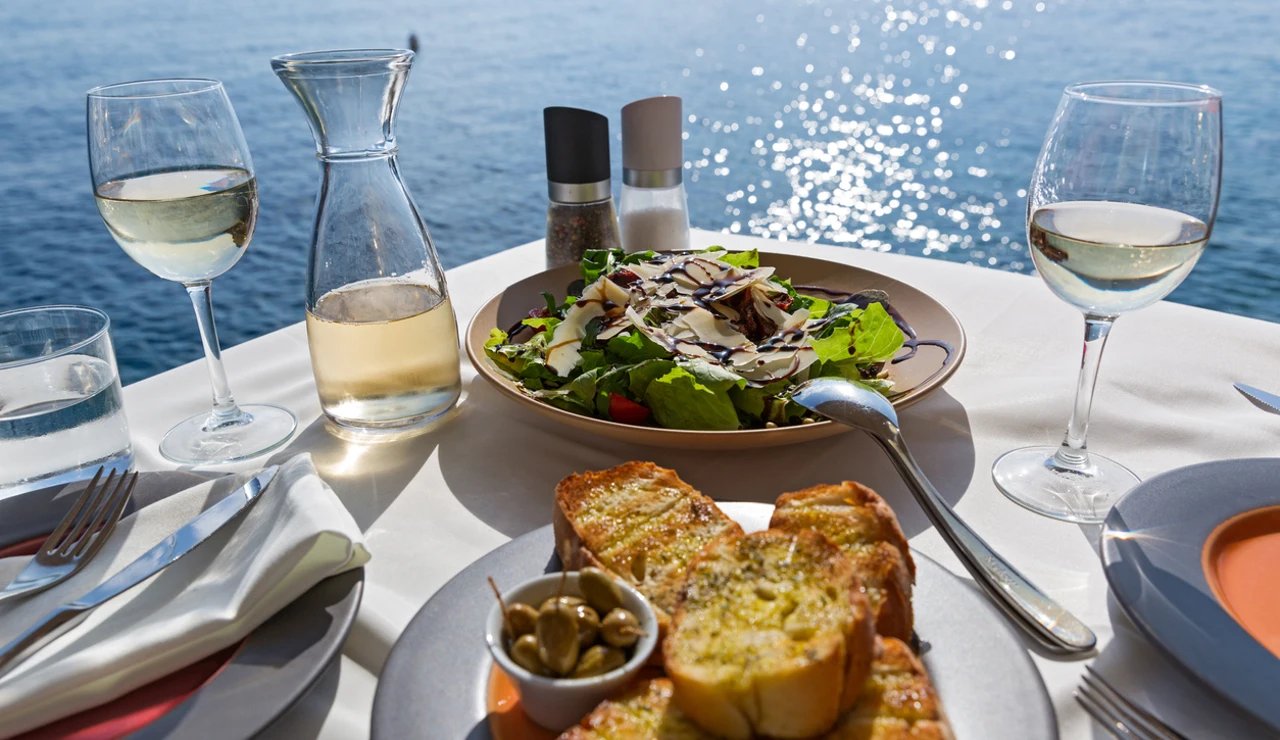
[184,281,249,431]
[1055,314,1115,470]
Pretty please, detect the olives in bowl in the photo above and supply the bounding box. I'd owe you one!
[484,569,658,731]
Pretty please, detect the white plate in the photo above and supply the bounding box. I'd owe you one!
[373,502,1057,739]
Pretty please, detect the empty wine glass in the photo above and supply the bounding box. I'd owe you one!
[992,81,1223,523]
[88,79,296,464]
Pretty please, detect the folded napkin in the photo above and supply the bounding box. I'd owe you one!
[0,454,370,738]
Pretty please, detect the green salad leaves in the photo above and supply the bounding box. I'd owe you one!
[484,248,907,430]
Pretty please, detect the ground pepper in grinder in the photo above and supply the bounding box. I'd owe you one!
[543,107,621,268]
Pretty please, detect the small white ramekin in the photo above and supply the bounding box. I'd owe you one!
[484,571,658,731]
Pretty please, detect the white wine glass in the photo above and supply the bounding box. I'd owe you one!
[88,79,296,464]
[992,81,1223,523]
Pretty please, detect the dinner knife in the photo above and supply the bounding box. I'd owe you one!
[0,466,278,679]
[1235,382,1280,415]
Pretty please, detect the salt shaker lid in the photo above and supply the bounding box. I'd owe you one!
[543,107,611,186]
[622,96,683,173]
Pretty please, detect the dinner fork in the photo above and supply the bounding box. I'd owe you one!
[0,468,137,605]
[1076,666,1190,740]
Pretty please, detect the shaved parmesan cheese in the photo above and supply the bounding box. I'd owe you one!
[626,260,667,280]
[670,307,751,349]
[546,303,604,376]
[730,345,819,383]
[546,278,627,375]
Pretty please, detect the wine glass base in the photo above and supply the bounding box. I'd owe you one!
[159,404,297,465]
[992,446,1140,524]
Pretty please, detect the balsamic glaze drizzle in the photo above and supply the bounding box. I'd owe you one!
[503,261,954,397]
[795,284,957,390]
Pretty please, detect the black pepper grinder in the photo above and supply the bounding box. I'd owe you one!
[543,107,621,268]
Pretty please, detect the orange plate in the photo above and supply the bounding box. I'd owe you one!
[1203,505,1280,659]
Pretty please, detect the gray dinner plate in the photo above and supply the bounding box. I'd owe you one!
[373,502,1057,740]
[1102,458,1280,733]
[0,471,364,740]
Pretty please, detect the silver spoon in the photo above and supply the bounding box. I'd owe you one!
[792,378,1097,654]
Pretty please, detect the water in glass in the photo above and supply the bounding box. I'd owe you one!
[0,307,132,499]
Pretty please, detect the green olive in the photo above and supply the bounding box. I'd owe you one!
[600,608,643,648]
[579,567,625,614]
[573,604,600,648]
[509,633,553,676]
[571,644,627,678]
[505,603,539,638]
[536,599,580,675]
[539,595,585,612]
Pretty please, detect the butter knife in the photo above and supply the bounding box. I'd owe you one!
[0,466,277,678]
[1235,382,1280,415]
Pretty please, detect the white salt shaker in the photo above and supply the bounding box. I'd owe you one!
[619,96,691,253]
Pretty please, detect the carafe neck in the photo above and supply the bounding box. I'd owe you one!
[272,49,413,160]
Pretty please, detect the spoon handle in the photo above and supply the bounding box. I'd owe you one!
[872,434,1097,654]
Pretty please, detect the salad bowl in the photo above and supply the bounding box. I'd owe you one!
[464,251,965,449]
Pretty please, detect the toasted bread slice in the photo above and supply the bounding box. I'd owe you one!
[560,638,949,740]
[554,462,743,638]
[770,482,915,641]
[558,677,712,740]
[664,529,875,740]
[822,636,955,740]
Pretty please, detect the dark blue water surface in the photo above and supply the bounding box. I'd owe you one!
[1,0,1276,384]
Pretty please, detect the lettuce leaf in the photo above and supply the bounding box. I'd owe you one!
[484,329,561,390]
[521,316,560,333]
[809,302,904,365]
[581,248,659,283]
[809,309,864,363]
[728,379,789,422]
[605,331,671,364]
[804,297,832,319]
[719,249,760,268]
[581,250,614,284]
[627,359,677,398]
[680,359,748,392]
[852,302,905,362]
[643,366,741,431]
[578,349,608,373]
[484,328,508,350]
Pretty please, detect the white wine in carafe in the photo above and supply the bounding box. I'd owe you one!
[306,279,461,433]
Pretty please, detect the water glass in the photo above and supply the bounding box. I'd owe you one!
[0,306,132,499]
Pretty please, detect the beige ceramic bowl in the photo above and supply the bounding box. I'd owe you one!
[484,572,659,731]
[465,252,965,450]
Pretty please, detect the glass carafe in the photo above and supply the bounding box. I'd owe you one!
[273,49,461,439]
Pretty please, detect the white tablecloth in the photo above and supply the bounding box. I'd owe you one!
[121,229,1280,739]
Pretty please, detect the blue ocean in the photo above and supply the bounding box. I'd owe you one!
[1,0,1275,383]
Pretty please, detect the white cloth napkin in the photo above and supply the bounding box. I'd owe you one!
[0,454,370,738]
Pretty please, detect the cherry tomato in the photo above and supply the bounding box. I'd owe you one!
[608,393,651,425]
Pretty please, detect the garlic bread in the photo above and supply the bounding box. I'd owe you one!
[664,529,875,740]
[554,462,743,637]
[559,637,952,740]
[822,636,954,740]
[557,677,713,740]
[771,482,915,641]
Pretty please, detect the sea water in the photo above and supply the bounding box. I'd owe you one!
[0,354,133,498]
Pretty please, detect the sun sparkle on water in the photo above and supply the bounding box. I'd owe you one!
[683,0,1055,271]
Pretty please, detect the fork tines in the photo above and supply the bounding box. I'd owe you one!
[1076,666,1190,740]
[47,469,136,559]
